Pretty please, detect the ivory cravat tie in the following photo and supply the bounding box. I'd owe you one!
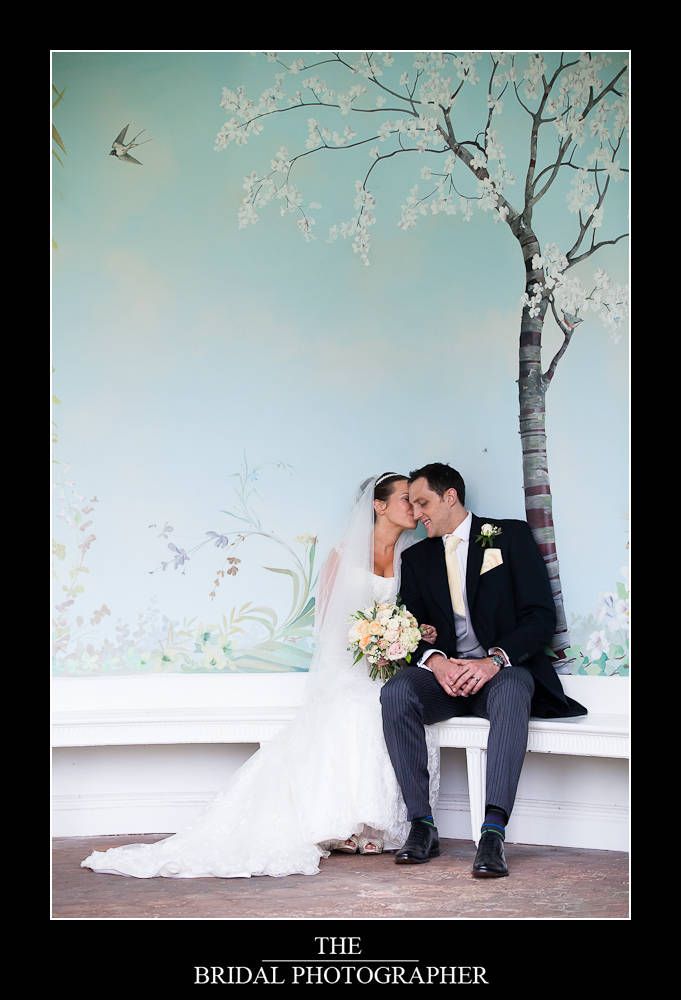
[444,534,466,617]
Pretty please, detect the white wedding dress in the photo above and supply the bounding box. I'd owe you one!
[81,571,440,879]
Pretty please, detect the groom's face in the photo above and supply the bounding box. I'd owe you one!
[409,478,454,538]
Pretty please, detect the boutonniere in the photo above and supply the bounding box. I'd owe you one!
[475,523,502,548]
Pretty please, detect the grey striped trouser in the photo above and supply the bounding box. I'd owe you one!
[379,664,535,822]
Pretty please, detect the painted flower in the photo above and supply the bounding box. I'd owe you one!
[294,534,317,546]
[78,648,102,673]
[586,630,610,661]
[596,592,629,633]
[199,648,229,671]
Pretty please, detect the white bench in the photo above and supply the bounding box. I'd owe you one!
[438,706,629,844]
[52,672,628,845]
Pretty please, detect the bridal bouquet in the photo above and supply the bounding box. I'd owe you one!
[348,599,423,682]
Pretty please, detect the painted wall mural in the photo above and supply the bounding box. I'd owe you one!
[51,51,629,678]
[53,444,319,674]
[565,561,629,676]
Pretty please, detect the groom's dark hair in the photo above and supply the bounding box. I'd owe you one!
[408,463,466,506]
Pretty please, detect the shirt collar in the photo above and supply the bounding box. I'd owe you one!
[442,511,472,545]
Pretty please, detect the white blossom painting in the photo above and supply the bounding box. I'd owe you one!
[52,51,629,676]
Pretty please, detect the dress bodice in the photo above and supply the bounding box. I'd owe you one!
[371,573,398,604]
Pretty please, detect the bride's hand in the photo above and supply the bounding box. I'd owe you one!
[420,624,437,644]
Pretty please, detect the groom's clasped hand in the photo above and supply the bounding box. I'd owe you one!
[428,654,500,698]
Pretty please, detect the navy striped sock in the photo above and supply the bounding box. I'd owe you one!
[417,815,435,827]
[481,807,506,841]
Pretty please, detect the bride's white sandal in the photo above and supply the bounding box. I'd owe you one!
[357,835,383,855]
[329,836,359,854]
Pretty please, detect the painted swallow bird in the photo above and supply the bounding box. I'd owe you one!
[561,311,583,330]
[108,124,151,164]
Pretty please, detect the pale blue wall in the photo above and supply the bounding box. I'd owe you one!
[52,52,629,676]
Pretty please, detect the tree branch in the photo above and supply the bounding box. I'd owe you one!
[225,52,627,276]
[529,137,573,208]
[511,54,536,120]
[581,64,628,118]
[333,51,423,116]
[543,297,576,386]
[565,130,627,263]
[483,56,501,153]
[532,158,628,187]
[524,55,580,216]
[522,56,626,221]
[436,109,521,230]
[566,231,629,268]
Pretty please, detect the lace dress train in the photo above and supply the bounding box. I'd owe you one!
[81,576,439,879]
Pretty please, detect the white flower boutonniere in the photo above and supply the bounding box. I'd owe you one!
[475,523,502,548]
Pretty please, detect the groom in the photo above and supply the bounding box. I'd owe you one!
[380,462,587,877]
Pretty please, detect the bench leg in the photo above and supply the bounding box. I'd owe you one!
[465,747,487,846]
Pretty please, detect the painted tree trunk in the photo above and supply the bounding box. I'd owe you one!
[517,229,569,655]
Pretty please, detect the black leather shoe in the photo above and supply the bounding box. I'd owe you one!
[472,831,508,877]
[395,821,440,864]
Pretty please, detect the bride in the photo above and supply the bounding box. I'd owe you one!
[81,473,440,879]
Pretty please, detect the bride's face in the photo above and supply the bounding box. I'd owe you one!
[378,479,418,530]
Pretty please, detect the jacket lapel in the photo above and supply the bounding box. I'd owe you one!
[465,514,485,612]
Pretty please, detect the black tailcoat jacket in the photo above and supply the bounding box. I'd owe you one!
[399,514,587,719]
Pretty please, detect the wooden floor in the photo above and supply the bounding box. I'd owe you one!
[53,833,629,920]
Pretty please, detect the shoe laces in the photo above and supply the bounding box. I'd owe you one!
[411,822,432,846]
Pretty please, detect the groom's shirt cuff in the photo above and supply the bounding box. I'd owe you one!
[418,648,445,670]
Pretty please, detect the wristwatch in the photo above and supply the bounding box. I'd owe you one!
[489,651,507,670]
